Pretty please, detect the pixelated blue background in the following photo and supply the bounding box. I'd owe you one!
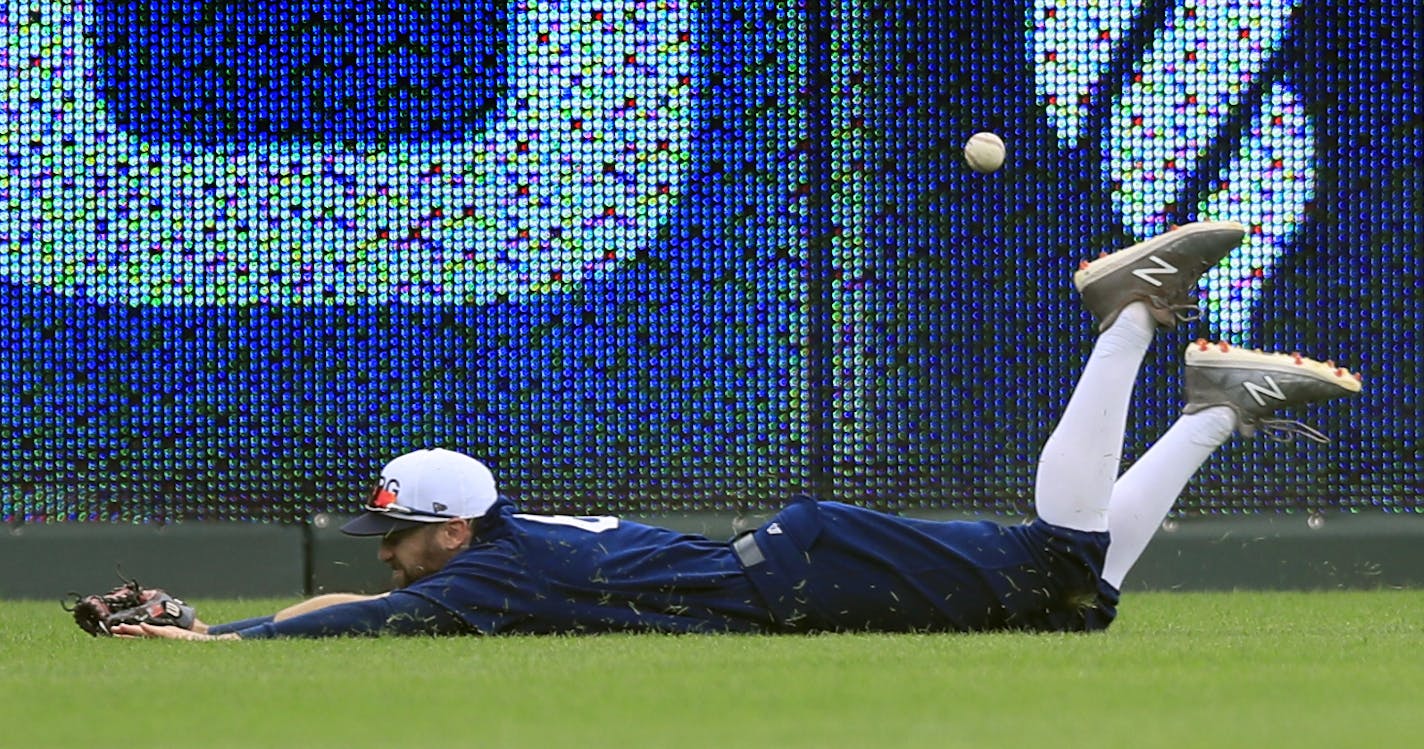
[97,0,510,144]
[0,0,1418,522]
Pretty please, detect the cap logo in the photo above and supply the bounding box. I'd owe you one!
[371,478,401,508]
[432,502,448,513]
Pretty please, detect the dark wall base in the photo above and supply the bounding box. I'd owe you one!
[1121,514,1424,591]
[0,523,306,599]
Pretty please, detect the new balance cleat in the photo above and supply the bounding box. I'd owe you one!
[1183,340,1363,442]
[1074,221,1246,331]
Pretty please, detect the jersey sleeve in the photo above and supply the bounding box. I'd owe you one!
[395,548,541,635]
[232,591,470,639]
[206,614,275,635]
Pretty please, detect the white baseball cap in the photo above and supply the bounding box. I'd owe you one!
[340,449,499,536]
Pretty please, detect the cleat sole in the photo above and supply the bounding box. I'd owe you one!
[1073,221,1246,291]
[1185,343,1363,393]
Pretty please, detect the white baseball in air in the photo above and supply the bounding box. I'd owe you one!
[964,131,1006,173]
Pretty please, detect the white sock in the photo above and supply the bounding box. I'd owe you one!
[1034,302,1156,532]
[1101,406,1237,588]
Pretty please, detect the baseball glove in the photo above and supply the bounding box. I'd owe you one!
[63,575,197,637]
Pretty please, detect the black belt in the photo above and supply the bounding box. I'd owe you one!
[732,532,765,567]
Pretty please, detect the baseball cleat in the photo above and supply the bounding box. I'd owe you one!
[1074,221,1246,331]
[1183,340,1363,442]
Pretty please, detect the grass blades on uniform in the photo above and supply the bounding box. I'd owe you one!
[3,591,1422,749]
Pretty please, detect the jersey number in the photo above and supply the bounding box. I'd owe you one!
[513,514,620,533]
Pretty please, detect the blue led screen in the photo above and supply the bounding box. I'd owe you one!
[0,0,1418,522]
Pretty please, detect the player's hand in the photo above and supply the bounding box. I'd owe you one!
[112,622,239,641]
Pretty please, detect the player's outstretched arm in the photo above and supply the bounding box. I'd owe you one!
[115,592,467,640]
[193,593,393,636]
[112,622,238,641]
[273,592,390,622]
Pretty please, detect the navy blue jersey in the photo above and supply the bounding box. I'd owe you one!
[738,498,1119,633]
[391,499,773,634]
[226,497,1118,638]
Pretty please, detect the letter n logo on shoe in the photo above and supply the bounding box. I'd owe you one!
[1131,256,1179,286]
[1243,376,1287,407]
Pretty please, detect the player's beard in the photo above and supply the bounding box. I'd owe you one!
[391,559,434,588]
[390,541,438,592]
[390,567,408,588]
[389,534,452,588]
[385,524,469,589]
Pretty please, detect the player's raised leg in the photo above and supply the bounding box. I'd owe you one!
[1034,222,1245,532]
[1101,341,1364,587]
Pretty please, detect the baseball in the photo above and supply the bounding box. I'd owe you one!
[964,132,1006,173]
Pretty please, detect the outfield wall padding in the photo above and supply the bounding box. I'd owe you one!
[1122,514,1424,591]
[0,522,306,599]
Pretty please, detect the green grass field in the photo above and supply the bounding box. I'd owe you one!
[3,591,1422,748]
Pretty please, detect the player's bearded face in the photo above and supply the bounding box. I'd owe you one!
[378,524,454,587]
